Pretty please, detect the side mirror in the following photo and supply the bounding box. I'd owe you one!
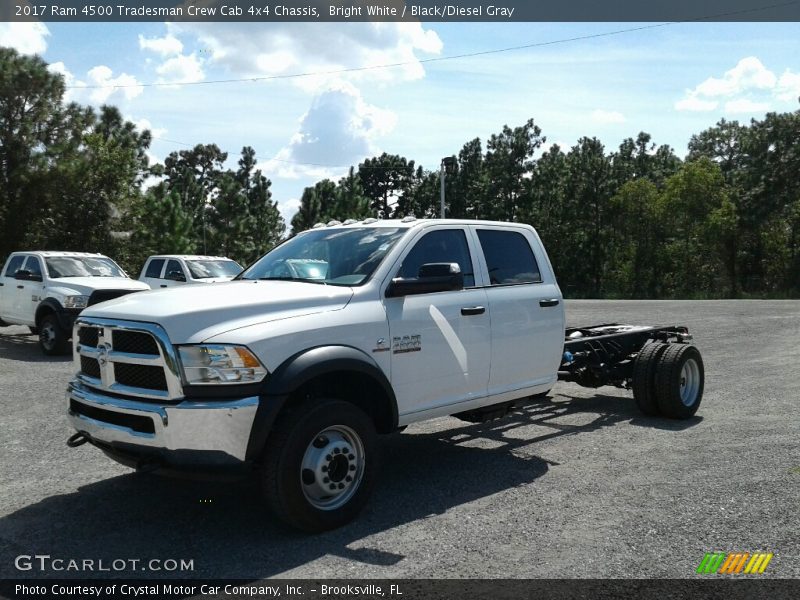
[166,270,186,282]
[386,263,464,298]
[14,270,41,282]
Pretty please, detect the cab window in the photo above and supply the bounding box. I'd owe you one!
[3,255,25,277]
[165,259,185,280]
[477,229,542,285]
[397,229,475,288]
[145,259,165,278]
[24,256,43,279]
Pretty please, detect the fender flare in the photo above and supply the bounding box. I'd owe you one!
[35,298,74,331]
[245,345,397,461]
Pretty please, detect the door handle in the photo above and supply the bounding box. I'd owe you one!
[17,285,24,289]
[539,298,560,307]
[160,285,167,288]
[461,306,486,316]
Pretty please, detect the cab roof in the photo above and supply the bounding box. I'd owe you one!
[12,251,110,258]
[146,255,238,261]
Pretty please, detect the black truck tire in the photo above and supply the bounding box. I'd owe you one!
[261,398,379,532]
[632,341,669,416]
[654,344,704,419]
[39,314,70,355]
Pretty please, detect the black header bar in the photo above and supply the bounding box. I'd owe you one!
[2,0,800,22]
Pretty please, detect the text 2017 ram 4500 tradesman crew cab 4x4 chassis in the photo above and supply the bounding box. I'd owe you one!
[66,219,704,531]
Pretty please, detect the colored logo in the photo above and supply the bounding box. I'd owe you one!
[697,552,773,574]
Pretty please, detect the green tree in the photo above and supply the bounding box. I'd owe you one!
[481,119,543,221]
[358,153,416,218]
[0,47,65,258]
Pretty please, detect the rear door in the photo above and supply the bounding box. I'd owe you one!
[385,226,490,417]
[17,256,45,324]
[0,254,26,320]
[473,226,565,396]
[140,258,165,289]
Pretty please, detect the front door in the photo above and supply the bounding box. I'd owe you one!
[385,227,490,417]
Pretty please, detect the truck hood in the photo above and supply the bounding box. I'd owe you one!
[47,277,150,295]
[82,280,354,343]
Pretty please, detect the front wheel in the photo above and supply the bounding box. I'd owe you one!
[261,399,378,532]
[39,314,70,355]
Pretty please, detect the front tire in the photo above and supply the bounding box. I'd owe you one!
[39,314,70,355]
[261,399,378,532]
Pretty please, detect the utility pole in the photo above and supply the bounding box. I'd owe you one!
[440,156,456,218]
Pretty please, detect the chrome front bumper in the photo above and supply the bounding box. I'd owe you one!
[67,381,258,467]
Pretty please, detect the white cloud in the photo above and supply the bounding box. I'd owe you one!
[267,81,397,179]
[155,53,205,85]
[86,66,144,103]
[138,33,183,57]
[591,109,625,125]
[167,21,442,92]
[724,99,771,114]
[47,62,85,102]
[131,117,167,140]
[0,22,49,54]
[694,57,776,98]
[775,70,800,102]
[47,62,142,104]
[278,197,301,225]
[674,95,718,112]
[675,57,800,114]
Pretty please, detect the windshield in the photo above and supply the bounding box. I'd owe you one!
[186,259,242,279]
[240,227,406,286]
[45,256,126,278]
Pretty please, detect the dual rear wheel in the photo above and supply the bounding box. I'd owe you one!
[633,342,704,419]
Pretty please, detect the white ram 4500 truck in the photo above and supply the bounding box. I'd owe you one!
[0,251,149,355]
[66,219,704,531]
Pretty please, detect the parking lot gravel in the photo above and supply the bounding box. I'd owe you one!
[0,300,798,579]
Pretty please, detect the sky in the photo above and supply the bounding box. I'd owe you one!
[1,18,799,224]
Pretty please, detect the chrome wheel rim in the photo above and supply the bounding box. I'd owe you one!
[679,358,700,406]
[300,425,365,511]
[40,322,56,350]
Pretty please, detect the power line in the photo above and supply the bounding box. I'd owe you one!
[65,1,800,91]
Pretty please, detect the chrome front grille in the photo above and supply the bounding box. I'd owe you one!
[73,317,184,401]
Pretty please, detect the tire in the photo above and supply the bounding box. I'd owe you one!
[654,344,704,419]
[261,399,378,532]
[632,341,669,416]
[28,326,38,335]
[38,314,70,355]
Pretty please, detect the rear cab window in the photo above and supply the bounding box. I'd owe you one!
[476,229,542,285]
[144,259,165,279]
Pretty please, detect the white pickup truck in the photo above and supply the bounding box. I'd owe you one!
[0,251,149,354]
[139,255,242,289]
[65,219,704,531]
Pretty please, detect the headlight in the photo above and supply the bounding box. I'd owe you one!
[178,345,268,385]
[63,295,89,309]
